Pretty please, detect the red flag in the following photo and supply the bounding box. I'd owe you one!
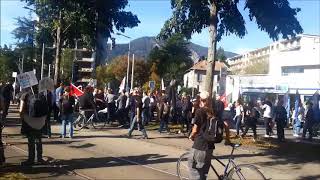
[70,83,84,97]
[220,93,228,108]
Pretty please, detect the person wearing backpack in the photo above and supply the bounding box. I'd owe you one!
[59,87,75,138]
[188,91,223,180]
[273,100,287,142]
[19,90,48,166]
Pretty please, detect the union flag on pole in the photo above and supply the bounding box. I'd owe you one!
[70,83,84,97]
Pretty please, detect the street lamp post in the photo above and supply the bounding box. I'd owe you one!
[116,32,131,91]
[41,43,45,79]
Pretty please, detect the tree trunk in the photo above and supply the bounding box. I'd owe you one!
[54,10,62,85]
[205,1,218,101]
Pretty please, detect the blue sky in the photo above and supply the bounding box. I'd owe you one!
[1,0,319,54]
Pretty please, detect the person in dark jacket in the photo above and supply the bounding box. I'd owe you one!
[128,88,148,139]
[79,86,96,119]
[60,87,75,138]
[158,97,170,133]
[302,101,314,141]
[181,95,193,133]
[19,91,47,166]
[241,102,259,141]
[273,100,287,142]
[116,90,127,127]
[1,81,13,120]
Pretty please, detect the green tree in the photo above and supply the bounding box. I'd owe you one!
[149,33,193,85]
[96,55,149,90]
[0,45,19,82]
[159,0,303,99]
[60,49,74,81]
[22,0,140,84]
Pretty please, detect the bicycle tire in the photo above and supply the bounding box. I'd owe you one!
[73,112,86,131]
[226,164,266,180]
[177,152,190,180]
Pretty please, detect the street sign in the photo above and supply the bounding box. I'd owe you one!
[17,71,38,89]
[149,81,155,89]
[12,72,17,78]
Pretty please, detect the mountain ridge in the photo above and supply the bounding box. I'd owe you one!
[105,36,237,63]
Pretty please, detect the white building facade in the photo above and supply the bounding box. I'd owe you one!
[183,61,228,95]
[227,34,320,102]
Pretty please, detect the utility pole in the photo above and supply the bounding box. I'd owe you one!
[131,54,135,90]
[22,54,24,73]
[41,43,45,79]
[126,42,130,91]
[48,64,51,78]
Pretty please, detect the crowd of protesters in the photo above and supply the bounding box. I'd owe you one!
[0,80,320,166]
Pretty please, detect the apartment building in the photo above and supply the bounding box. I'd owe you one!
[226,34,320,102]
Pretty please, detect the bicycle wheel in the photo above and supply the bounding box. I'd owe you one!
[73,112,86,131]
[91,113,99,129]
[226,164,266,180]
[177,152,190,180]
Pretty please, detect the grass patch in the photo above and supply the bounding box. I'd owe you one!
[229,133,320,160]
[0,173,28,180]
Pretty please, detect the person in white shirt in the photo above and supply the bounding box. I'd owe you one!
[234,100,244,136]
[262,100,273,137]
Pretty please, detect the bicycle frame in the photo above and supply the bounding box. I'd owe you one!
[210,145,239,180]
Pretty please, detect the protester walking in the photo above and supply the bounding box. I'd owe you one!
[234,100,244,136]
[60,87,75,139]
[128,88,148,139]
[242,102,259,141]
[188,91,215,180]
[116,90,127,127]
[273,100,287,142]
[142,91,151,125]
[181,95,192,133]
[302,101,315,141]
[158,97,170,133]
[262,100,273,137]
[293,102,305,137]
[1,81,13,120]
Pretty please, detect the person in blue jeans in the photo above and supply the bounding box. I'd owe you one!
[159,97,170,133]
[60,87,75,138]
[234,100,244,136]
[128,88,148,139]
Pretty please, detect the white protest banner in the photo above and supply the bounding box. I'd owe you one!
[12,72,17,78]
[17,71,38,89]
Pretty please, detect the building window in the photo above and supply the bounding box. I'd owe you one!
[197,73,202,82]
[281,66,304,76]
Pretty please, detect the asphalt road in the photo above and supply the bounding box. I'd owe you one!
[2,105,320,179]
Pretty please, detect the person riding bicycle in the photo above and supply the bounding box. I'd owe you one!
[79,86,96,119]
[188,91,215,180]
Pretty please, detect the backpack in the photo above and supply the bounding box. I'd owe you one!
[27,93,49,118]
[253,107,261,119]
[202,117,224,143]
[61,96,72,112]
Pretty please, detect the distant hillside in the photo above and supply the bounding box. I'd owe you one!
[105,36,237,63]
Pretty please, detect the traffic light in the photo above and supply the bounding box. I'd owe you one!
[110,37,116,50]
